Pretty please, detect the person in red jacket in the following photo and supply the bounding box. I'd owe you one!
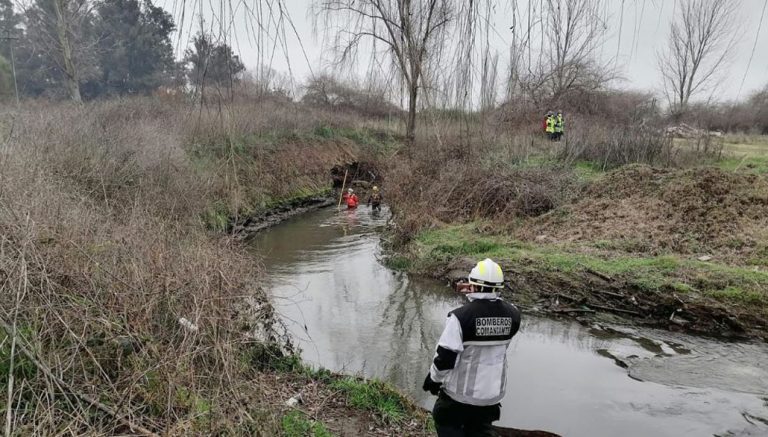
[343,188,359,209]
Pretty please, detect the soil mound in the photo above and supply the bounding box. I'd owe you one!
[524,165,768,261]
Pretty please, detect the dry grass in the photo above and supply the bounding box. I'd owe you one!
[521,165,768,263]
[384,137,580,244]
[384,111,737,247]
[721,134,768,157]
[0,98,377,434]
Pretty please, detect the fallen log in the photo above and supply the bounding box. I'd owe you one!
[585,268,613,282]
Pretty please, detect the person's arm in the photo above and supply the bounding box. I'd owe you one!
[423,314,463,395]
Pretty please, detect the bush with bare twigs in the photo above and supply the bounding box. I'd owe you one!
[301,75,401,119]
[675,85,768,134]
[385,141,580,243]
[0,97,380,434]
[558,122,676,168]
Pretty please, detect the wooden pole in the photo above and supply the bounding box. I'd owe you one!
[337,168,349,210]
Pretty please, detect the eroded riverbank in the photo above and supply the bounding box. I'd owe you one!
[251,206,768,437]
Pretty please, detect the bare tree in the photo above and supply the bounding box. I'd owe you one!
[479,46,499,112]
[18,0,94,102]
[51,0,81,101]
[314,0,454,142]
[505,0,611,105]
[544,0,609,98]
[658,0,739,113]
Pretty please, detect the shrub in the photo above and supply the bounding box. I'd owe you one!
[559,123,675,168]
[301,74,401,118]
[385,148,580,242]
[0,97,368,434]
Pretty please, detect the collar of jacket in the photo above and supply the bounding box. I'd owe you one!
[466,292,500,301]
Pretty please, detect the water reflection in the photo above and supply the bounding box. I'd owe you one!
[250,206,768,437]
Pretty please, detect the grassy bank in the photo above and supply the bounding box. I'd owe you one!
[404,223,767,305]
[389,222,768,337]
[383,127,768,338]
[258,356,432,436]
[0,98,411,435]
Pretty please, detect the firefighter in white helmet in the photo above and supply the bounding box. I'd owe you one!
[423,258,521,436]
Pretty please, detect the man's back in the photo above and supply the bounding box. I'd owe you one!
[441,298,521,406]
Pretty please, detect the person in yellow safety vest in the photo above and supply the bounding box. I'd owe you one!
[554,110,564,141]
[545,112,556,141]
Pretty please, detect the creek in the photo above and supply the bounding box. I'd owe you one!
[250,206,768,437]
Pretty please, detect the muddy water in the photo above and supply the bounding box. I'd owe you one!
[250,207,768,437]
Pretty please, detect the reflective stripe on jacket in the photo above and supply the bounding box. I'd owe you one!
[430,293,521,406]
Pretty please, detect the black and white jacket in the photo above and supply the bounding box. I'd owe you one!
[429,293,521,406]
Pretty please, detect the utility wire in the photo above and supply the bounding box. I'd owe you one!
[736,0,768,100]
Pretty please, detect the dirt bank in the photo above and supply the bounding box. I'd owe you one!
[233,196,336,237]
[387,166,768,341]
[521,165,768,265]
[255,369,562,436]
[253,370,433,436]
[437,256,764,340]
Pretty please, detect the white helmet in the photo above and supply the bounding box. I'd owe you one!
[468,258,504,289]
[348,188,354,193]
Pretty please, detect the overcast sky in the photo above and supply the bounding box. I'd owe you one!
[160,0,768,103]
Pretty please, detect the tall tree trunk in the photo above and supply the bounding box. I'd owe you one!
[406,83,418,143]
[53,0,82,102]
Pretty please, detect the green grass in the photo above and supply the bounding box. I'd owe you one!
[1,329,38,390]
[312,125,400,154]
[385,255,412,271]
[573,160,607,181]
[330,377,410,424]
[282,411,334,437]
[708,286,764,304]
[412,223,768,300]
[717,155,768,174]
[722,134,768,156]
[714,135,768,173]
[201,200,230,231]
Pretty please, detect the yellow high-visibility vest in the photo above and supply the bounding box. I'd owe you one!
[555,114,564,133]
[546,117,555,133]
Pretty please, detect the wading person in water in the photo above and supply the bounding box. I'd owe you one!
[343,188,359,209]
[423,258,521,436]
[367,186,382,212]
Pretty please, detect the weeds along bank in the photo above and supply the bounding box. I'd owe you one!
[0,99,425,435]
[384,123,768,339]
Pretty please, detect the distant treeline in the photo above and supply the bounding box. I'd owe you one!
[0,0,243,101]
